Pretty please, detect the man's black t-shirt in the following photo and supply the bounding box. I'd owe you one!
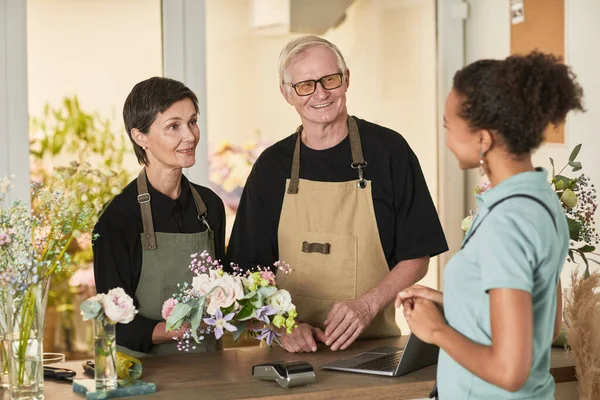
[226,116,448,271]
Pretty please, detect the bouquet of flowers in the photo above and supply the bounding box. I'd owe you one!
[461,144,599,278]
[162,251,297,350]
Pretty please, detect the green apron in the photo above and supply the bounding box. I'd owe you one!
[117,170,221,357]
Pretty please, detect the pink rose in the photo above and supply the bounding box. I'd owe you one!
[102,288,137,324]
[161,298,179,320]
[205,275,244,315]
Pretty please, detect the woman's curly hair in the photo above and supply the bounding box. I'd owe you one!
[453,51,585,155]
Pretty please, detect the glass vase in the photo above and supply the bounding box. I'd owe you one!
[1,290,10,390]
[93,319,117,391]
[6,282,46,400]
[1,334,9,390]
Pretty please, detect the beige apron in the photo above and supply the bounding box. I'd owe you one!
[276,116,401,339]
[116,170,221,357]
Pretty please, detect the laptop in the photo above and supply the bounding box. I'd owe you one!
[320,333,439,377]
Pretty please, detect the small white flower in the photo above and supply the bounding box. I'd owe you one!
[266,289,293,314]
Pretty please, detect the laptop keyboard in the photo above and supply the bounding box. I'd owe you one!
[351,351,403,372]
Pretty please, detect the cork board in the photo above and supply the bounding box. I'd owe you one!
[510,0,565,143]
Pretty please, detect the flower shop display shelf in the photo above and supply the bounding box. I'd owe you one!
[35,336,576,400]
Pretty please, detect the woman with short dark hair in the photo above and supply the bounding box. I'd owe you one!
[396,52,584,398]
[93,77,225,356]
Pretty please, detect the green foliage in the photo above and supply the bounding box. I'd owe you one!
[550,143,599,279]
[30,96,127,170]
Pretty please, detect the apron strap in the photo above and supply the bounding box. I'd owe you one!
[287,115,367,194]
[348,116,366,166]
[287,125,303,194]
[137,171,214,250]
[190,186,213,238]
[137,169,157,251]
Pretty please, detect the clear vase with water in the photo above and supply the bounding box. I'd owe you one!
[6,282,46,400]
[93,319,117,391]
[0,335,9,390]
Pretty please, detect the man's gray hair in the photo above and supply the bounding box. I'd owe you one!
[278,35,348,93]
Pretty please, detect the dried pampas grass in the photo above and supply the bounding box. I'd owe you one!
[564,270,600,400]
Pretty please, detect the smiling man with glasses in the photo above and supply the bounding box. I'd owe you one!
[227,35,448,354]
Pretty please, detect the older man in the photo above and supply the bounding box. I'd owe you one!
[226,36,447,353]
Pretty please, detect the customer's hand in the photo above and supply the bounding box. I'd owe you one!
[323,298,375,351]
[403,298,447,344]
[395,285,443,309]
[279,323,327,353]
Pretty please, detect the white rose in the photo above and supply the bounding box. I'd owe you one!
[102,288,137,324]
[266,289,293,314]
[192,274,212,295]
[205,275,244,315]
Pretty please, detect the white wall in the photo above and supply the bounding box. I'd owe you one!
[464,0,600,282]
[464,0,510,211]
[27,0,163,174]
[0,0,30,204]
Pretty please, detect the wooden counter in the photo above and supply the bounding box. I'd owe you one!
[18,337,577,399]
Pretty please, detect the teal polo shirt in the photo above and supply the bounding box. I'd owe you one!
[438,168,569,399]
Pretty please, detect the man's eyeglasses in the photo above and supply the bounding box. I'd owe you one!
[288,73,343,96]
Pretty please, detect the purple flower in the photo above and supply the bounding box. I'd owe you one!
[203,309,237,340]
[254,305,277,324]
[254,328,282,347]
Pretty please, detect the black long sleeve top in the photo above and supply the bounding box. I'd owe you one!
[93,174,225,353]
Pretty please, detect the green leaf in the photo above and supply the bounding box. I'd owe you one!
[166,303,192,331]
[569,143,582,162]
[568,161,582,171]
[190,298,205,343]
[577,251,590,280]
[232,321,247,341]
[80,299,101,320]
[567,217,581,241]
[577,245,595,253]
[242,290,257,300]
[555,180,565,191]
[256,286,277,299]
[549,157,555,177]
[220,303,236,315]
[236,305,256,321]
[554,175,570,187]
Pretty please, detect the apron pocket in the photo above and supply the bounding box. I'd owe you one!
[296,232,357,300]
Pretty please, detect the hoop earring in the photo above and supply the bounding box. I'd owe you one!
[479,149,487,176]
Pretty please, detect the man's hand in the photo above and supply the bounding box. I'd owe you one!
[323,298,375,351]
[279,323,327,353]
